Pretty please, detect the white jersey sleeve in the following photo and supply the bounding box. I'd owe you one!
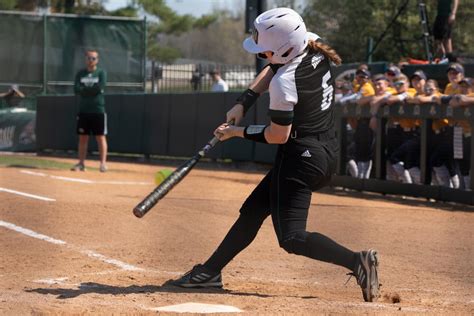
[268,54,304,112]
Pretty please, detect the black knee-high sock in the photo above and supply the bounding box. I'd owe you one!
[204,214,265,272]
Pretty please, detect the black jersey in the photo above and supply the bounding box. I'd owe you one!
[269,50,335,135]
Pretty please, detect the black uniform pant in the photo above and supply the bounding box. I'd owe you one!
[389,129,420,169]
[354,118,374,162]
[430,127,457,176]
[204,137,356,273]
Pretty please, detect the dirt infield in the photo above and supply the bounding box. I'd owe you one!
[1,155,473,314]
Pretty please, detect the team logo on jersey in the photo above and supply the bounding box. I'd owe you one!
[81,75,99,87]
[311,54,324,69]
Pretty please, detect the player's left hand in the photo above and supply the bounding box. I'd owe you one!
[214,123,242,141]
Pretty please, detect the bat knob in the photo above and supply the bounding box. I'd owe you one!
[133,206,145,218]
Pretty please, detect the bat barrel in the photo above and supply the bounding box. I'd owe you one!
[133,155,200,218]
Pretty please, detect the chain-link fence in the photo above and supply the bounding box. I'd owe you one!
[0,10,146,96]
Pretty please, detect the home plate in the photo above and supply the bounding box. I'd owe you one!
[152,302,242,313]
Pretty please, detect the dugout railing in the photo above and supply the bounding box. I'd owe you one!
[333,102,473,205]
[36,94,473,205]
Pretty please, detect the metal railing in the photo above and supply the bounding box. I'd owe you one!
[149,62,256,93]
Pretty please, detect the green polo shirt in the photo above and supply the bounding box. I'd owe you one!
[74,67,107,113]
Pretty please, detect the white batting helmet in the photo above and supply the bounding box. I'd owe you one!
[243,7,319,64]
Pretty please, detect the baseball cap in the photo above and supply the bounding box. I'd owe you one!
[410,70,427,81]
[459,77,473,86]
[372,74,388,82]
[356,68,371,78]
[386,65,401,77]
[446,63,464,74]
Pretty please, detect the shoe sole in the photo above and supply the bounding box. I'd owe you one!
[360,249,379,302]
[175,281,223,288]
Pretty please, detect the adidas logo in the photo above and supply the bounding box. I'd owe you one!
[301,150,311,158]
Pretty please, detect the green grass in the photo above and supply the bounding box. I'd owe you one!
[0,155,78,170]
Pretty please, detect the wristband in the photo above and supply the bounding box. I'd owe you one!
[244,125,268,143]
[236,89,260,114]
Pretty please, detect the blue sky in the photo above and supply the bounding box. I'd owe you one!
[104,0,242,17]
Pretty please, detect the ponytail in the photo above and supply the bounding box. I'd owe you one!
[307,40,342,66]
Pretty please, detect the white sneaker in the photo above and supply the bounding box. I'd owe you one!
[71,163,85,171]
[100,163,107,173]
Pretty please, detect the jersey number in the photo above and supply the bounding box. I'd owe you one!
[321,71,333,111]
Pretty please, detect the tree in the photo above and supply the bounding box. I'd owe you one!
[302,0,474,63]
[163,10,254,65]
[0,0,16,10]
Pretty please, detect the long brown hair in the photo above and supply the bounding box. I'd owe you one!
[307,40,342,66]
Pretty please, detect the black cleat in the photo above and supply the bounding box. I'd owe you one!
[350,249,380,302]
[171,264,223,288]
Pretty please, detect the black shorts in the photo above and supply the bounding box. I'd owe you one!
[433,15,452,40]
[76,112,107,136]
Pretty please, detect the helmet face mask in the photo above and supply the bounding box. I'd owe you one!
[243,8,310,64]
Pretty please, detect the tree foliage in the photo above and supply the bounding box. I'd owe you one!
[302,0,474,63]
[0,0,17,10]
[161,10,254,65]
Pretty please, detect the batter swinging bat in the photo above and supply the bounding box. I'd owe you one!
[133,121,233,218]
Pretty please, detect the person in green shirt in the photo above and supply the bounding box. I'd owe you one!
[71,50,108,172]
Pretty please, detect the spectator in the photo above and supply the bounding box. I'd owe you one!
[433,0,459,61]
[407,70,427,103]
[351,63,369,93]
[352,68,375,178]
[444,63,464,95]
[335,80,353,103]
[384,65,401,95]
[369,74,394,124]
[451,78,474,106]
[0,85,25,108]
[449,77,473,189]
[384,74,417,182]
[387,70,428,184]
[209,70,229,92]
[191,66,204,91]
[71,49,108,173]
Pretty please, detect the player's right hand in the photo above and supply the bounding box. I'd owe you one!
[226,104,244,125]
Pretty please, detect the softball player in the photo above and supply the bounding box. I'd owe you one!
[171,8,380,302]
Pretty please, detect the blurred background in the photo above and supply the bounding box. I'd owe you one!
[0,0,473,202]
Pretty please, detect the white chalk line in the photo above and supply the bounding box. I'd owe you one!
[0,187,56,202]
[20,170,151,185]
[0,220,143,272]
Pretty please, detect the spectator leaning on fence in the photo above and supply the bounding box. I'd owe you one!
[449,77,473,189]
[444,63,464,95]
[383,74,417,182]
[71,49,108,173]
[384,65,401,95]
[430,62,466,187]
[369,74,397,131]
[385,70,428,184]
[352,68,376,179]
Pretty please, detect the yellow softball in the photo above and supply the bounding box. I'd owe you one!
[154,169,173,185]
